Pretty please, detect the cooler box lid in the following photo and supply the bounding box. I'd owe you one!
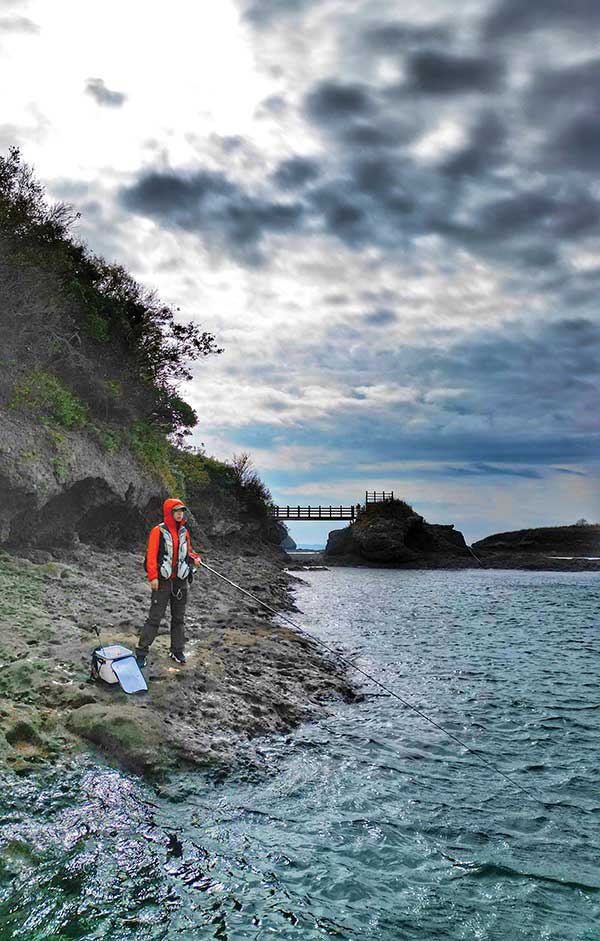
[112,656,148,694]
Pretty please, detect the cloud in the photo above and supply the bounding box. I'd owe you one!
[85,77,127,108]
[241,0,313,28]
[443,463,543,479]
[121,168,304,265]
[272,155,320,188]
[362,21,450,53]
[406,50,505,95]
[553,467,588,477]
[363,308,397,326]
[0,14,38,33]
[484,0,600,39]
[440,110,506,177]
[304,80,375,124]
[550,113,600,172]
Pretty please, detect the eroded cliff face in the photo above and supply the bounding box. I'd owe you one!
[0,408,163,548]
[325,500,468,566]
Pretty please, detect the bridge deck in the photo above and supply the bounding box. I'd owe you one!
[270,505,356,520]
[270,493,394,522]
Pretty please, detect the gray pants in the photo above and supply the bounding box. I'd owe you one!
[136,578,187,657]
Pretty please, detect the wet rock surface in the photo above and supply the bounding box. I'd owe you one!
[0,544,354,777]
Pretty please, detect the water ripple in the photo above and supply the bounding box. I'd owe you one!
[0,569,599,939]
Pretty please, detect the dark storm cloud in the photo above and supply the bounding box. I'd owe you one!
[341,122,403,150]
[363,21,449,53]
[121,168,303,265]
[550,113,600,172]
[351,156,401,198]
[525,59,600,172]
[272,156,320,189]
[406,50,505,95]
[85,78,127,108]
[304,80,375,125]
[0,14,38,32]
[484,0,600,39]
[472,186,600,243]
[526,58,600,128]
[306,183,367,243]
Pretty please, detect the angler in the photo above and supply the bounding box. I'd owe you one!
[136,498,202,668]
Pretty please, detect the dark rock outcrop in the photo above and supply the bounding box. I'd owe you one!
[325,499,468,566]
[473,524,600,556]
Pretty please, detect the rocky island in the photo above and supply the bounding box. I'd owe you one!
[324,498,472,567]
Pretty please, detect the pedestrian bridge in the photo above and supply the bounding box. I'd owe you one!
[269,491,394,521]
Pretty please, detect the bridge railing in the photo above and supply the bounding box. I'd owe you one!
[269,505,357,520]
[365,491,394,504]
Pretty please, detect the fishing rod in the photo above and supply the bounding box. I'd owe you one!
[199,561,546,807]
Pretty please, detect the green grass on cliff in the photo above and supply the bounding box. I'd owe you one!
[10,370,89,430]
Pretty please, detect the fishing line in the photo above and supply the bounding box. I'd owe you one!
[199,561,546,807]
[466,544,484,566]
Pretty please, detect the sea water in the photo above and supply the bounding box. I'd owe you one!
[0,569,599,940]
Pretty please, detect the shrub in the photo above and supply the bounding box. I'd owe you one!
[128,420,171,468]
[0,148,224,437]
[93,426,123,453]
[229,452,273,516]
[174,448,236,496]
[104,379,122,398]
[10,371,88,430]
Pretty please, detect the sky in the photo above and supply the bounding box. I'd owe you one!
[1,0,599,544]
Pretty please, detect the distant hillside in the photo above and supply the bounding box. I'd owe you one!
[473,524,600,555]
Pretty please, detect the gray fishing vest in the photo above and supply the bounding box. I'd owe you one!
[158,523,191,580]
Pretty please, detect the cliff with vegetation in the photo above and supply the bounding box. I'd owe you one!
[0,148,282,551]
[0,151,352,777]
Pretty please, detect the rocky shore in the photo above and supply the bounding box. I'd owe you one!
[0,543,355,778]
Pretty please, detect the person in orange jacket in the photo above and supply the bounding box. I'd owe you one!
[136,498,201,667]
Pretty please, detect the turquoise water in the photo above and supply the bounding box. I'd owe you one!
[1,569,599,939]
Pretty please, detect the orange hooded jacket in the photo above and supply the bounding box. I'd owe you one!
[146,498,201,582]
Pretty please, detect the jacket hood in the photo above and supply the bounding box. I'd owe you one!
[163,498,187,527]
